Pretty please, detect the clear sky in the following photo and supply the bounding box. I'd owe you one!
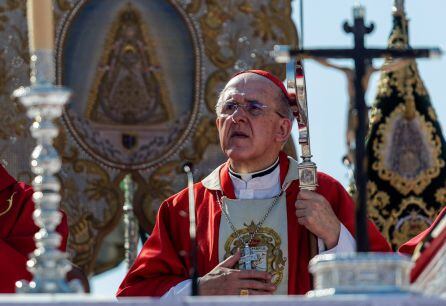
[90,0,446,296]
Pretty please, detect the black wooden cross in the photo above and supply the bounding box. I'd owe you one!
[274,4,441,252]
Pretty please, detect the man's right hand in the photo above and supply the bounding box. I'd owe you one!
[198,250,276,295]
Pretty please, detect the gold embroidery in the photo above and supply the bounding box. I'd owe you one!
[389,197,436,248]
[205,69,229,112]
[372,104,445,195]
[61,148,122,273]
[369,107,382,126]
[367,181,390,210]
[224,221,286,287]
[368,10,446,250]
[428,106,438,121]
[0,192,15,217]
[376,19,427,101]
[367,181,391,242]
[368,181,440,248]
[179,118,219,163]
[199,1,297,71]
[435,186,446,206]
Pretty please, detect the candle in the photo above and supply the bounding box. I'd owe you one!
[26,0,54,52]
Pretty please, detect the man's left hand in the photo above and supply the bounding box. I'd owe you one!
[295,190,340,249]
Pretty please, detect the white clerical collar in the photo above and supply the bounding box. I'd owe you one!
[228,158,281,199]
[228,158,279,182]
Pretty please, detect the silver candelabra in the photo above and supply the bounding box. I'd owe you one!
[13,50,82,293]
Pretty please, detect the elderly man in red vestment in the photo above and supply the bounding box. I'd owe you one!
[0,164,69,293]
[117,70,390,297]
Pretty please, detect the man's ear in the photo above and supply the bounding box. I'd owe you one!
[276,118,292,143]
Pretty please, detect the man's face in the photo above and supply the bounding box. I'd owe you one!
[216,73,292,172]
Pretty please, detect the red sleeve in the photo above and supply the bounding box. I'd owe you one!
[0,239,32,293]
[399,207,446,255]
[317,173,391,252]
[0,182,68,293]
[117,198,189,297]
[398,228,430,255]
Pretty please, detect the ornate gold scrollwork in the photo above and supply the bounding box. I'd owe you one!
[224,221,286,287]
[368,180,438,249]
[180,118,219,163]
[139,161,179,232]
[435,185,446,206]
[389,197,436,248]
[205,69,229,112]
[61,147,122,273]
[369,107,382,126]
[200,1,296,70]
[251,2,292,44]
[367,181,391,241]
[427,106,438,121]
[200,4,234,69]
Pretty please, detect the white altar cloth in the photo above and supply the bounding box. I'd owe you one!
[0,294,444,306]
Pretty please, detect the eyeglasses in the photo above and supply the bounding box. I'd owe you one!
[218,100,285,118]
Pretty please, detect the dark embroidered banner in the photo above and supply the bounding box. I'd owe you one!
[366,7,446,250]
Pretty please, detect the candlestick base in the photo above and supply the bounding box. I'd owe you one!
[16,278,82,294]
[307,252,413,296]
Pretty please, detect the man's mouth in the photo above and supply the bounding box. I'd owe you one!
[230,131,249,139]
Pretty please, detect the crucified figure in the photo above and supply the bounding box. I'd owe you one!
[314,58,410,167]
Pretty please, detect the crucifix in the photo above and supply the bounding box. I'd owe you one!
[274,3,441,252]
[314,57,410,167]
[240,245,259,270]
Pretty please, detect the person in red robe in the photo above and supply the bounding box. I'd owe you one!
[117,70,391,297]
[0,164,69,293]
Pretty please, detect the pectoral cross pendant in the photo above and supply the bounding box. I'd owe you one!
[239,244,258,270]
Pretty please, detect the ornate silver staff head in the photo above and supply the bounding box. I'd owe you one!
[286,57,318,191]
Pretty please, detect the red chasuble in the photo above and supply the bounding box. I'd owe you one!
[117,152,391,297]
[0,165,68,293]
